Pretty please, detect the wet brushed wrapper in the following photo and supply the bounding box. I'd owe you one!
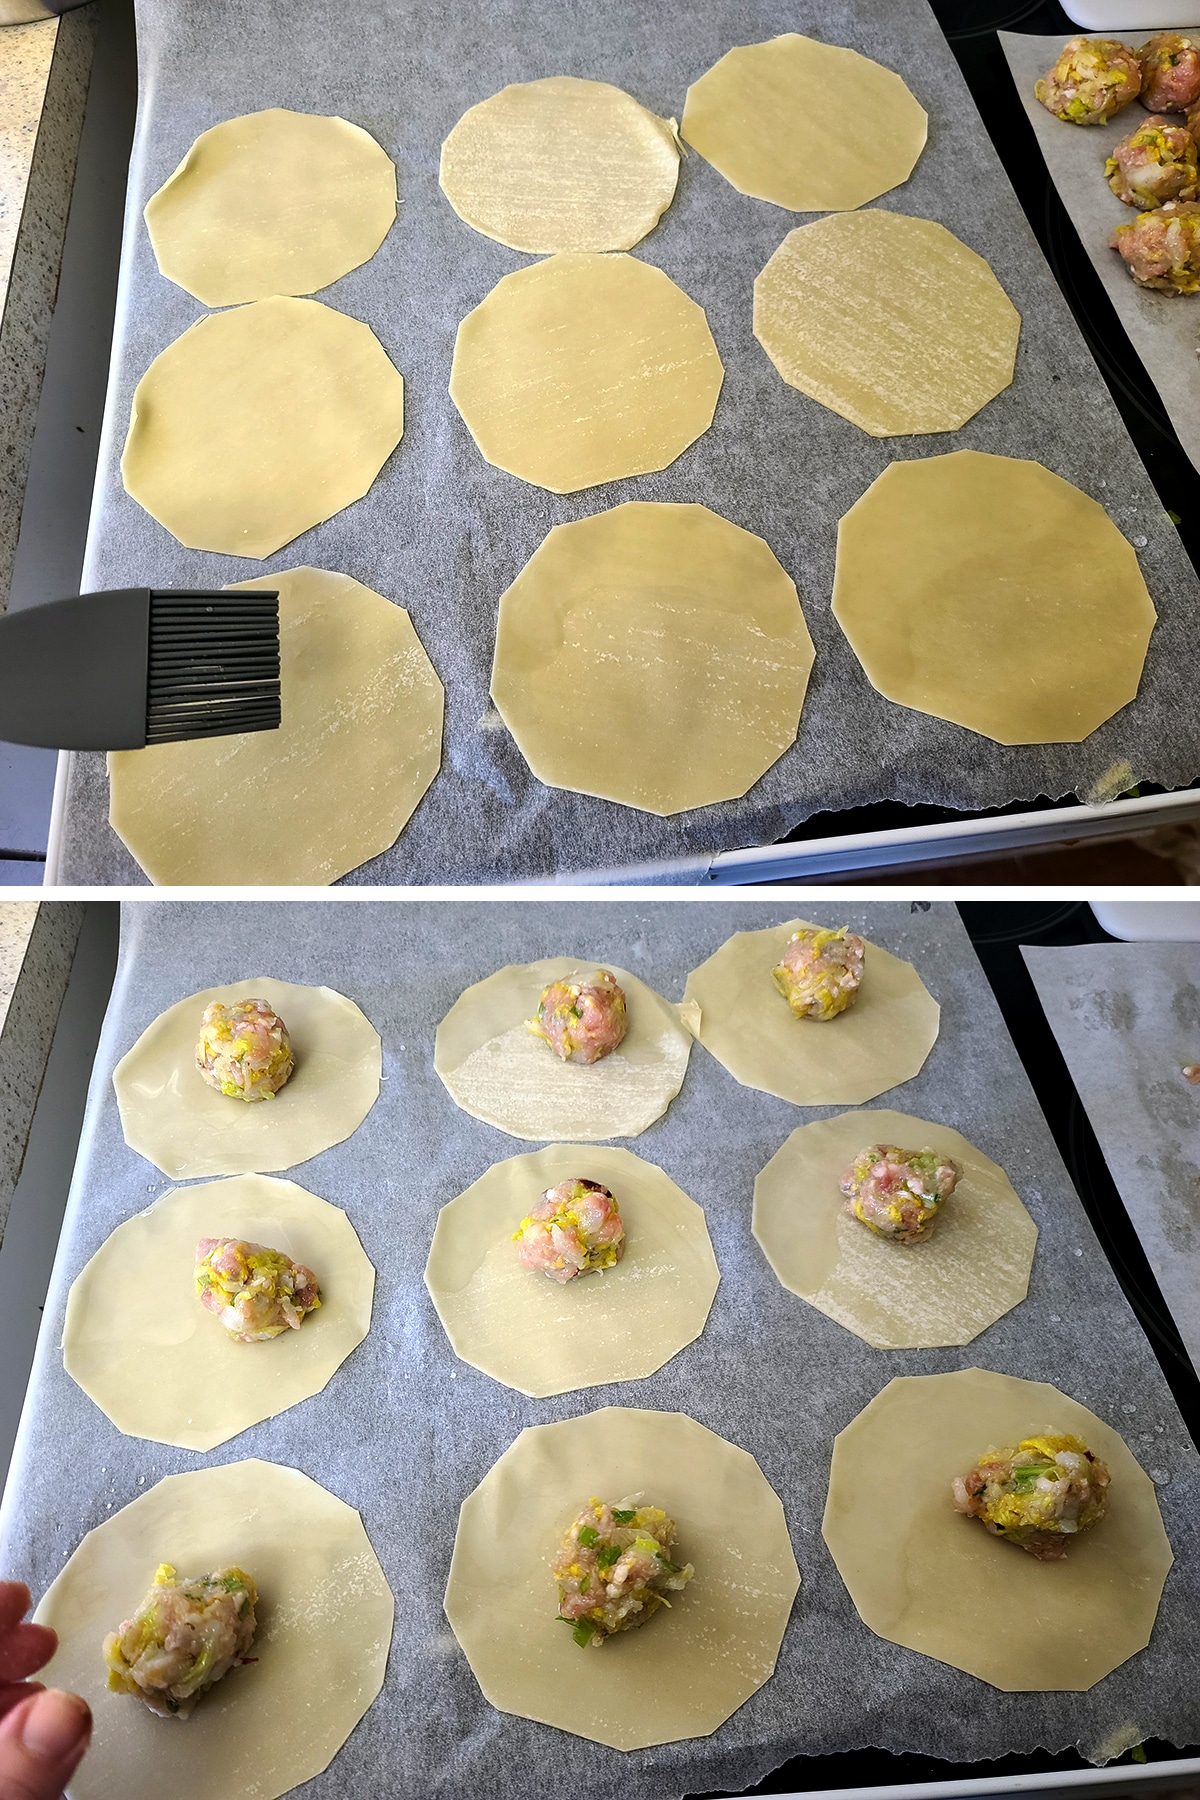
[1,901,1198,1798]
[55,0,1200,883]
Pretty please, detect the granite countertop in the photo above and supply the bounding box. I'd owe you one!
[0,901,84,1241]
[0,6,95,608]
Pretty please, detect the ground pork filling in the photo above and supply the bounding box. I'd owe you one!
[1111,199,1200,290]
[194,1236,322,1341]
[552,1499,694,1646]
[529,969,628,1063]
[103,1563,258,1717]
[1034,36,1141,124]
[840,1144,960,1244]
[513,1179,625,1283]
[1137,31,1200,114]
[772,926,866,1022]
[195,997,295,1101]
[952,1435,1111,1560]
[1105,115,1199,208]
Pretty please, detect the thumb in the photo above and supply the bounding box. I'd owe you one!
[0,1690,92,1800]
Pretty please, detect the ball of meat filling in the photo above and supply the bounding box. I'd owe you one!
[772,926,865,1022]
[1111,198,1200,291]
[529,969,628,1063]
[1106,115,1199,208]
[1035,37,1141,125]
[194,1237,321,1341]
[553,1498,694,1646]
[195,997,294,1101]
[840,1144,960,1244]
[952,1435,1111,1560]
[103,1562,258,1717]
[1138,32,1200,115]
[513,1179,625,1283]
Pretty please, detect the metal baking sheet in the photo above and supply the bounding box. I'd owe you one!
[1024,936,1200,1376]
[1000,30,1200,481]
[51,0,1200,884]
[1,900,1198,1799]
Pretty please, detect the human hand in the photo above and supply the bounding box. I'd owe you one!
[0,1582,90,1800]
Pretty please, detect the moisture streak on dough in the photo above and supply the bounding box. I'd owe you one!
[754,212,1020,437]
[35,1460,394,1800]
[684,918,939,1106]
[113,975,382,1179]
[434,958,692,1141]
[445,1408,800,1749]
[824,1369,1172,1691]
[440,77,679,253]
[65,1174,375,1451]
[109,568,443,887]
[425,1144,719,1397]
[753,1111,1038,1349]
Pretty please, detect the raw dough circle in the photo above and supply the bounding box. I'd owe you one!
[64,1173,375,1451]
[440,77,679,253]
[832,452,1158,745]
[491,502,815,814]
[449,253,723,493]
[35,1460,394,1800]
[752,1111,1038,1349]
[109,567,443,886]
[823,1369,1173,1691]
[434,957,691,1141]
[122,296,405,557]
[445,1407,800,1749]
[425,1144,719,1396]
[683,919,939,1106]
[144,108,397,307]
[113,975,382,1179]
[681,34,927,212]
[754,212,1020,437]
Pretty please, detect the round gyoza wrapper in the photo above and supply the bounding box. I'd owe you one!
[752,1111,1037,1349]
[35,1460,394,1800]
[823,1369,1173,1691]
[113,976,381,1178]
[434,958,691,1140]
[445,1407,800,1749]
[64,1174,374,1451]
[440,77,679,253]
[681,33,927,212]
[144,108,397,306]
[683,919,939,1105]
[425,1144,719,1396]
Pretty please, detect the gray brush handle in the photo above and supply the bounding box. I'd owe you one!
[0,589,150,749]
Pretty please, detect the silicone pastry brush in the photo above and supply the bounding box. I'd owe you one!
[0,588,280,749]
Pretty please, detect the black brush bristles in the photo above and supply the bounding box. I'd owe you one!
[144,591,281,746]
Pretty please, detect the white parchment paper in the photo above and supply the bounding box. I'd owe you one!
[1024,937,1200,1374]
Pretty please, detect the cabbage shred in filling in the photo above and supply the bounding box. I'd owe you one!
[552,1499,694,1646]
[102,1563,258,1717]
[952,1434,1111,1559]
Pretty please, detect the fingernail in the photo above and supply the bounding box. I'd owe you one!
[19,1689,91,1760]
